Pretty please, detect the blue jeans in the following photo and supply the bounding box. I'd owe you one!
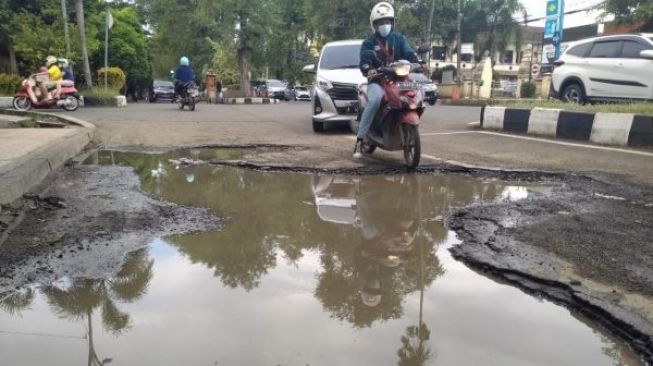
[357,83,384,139]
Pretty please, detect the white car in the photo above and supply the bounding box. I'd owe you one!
[294,86,311,101]
[303,40,366,132]
[552,34,653,103]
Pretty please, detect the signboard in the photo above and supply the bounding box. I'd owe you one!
[546,0,559,17]
[461,43,474,55]
[544,19,557,38]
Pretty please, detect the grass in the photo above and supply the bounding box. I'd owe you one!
[487,99,653,116]
[81,87,122,106]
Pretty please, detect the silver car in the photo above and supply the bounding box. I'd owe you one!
[303,40,366,133]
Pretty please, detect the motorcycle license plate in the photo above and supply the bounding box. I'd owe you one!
[397,82,421,91]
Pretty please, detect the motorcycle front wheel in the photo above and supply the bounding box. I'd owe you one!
[62,96,79,111]
[402,124,421,170]
[12,97,32,111]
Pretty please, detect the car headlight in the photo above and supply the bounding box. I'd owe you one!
[317,77,333,91]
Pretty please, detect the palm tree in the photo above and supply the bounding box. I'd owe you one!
[75,0,93,87]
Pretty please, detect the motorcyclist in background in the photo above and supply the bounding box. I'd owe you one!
[174,56,195,100]
[354,2,421,159]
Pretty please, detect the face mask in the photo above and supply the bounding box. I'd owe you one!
[378,24,392,38]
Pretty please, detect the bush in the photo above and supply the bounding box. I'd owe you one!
[431,65,457,83]
[97,67,126,91]
[520,81,536,98]
[0,74,23,96]
[82,88,122,106]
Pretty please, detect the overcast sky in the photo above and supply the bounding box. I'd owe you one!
[521,0,609,27]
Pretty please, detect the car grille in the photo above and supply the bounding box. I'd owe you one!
[327,83,358,101]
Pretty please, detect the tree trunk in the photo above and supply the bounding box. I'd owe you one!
[238,47,251,97]
[8,40,17,75]
[75,0,93,87]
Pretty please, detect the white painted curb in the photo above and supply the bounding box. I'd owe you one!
[483,107,505,130]
[590,112,634,146]
[527,108,560,137]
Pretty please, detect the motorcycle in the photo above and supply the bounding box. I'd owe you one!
[13,77,80,112]
[356,59,425,169]
[177,81,200,111]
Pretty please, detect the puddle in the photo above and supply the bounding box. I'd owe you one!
[0,151,643,365]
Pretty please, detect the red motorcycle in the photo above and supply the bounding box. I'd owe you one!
[356,60,425,169]
[12,77,81,112]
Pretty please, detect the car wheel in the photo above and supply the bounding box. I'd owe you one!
[150,97,156,103]
[312,119,324,133]
[561,83,586,104]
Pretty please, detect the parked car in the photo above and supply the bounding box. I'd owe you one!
[552,33,653,103]
[294,86,311,101]
[410,73,438,105]
[150,80,175,103]
[303,40,366,132]
[262,79,287,99]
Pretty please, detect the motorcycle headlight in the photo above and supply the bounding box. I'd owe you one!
[394,63,411,77]
[317,77,333,91]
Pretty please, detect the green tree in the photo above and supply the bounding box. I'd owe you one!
[602,0,653,28]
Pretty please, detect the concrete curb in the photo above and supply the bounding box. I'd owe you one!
[223,97,280,105]
[481,106,653,148]
[0,109,96,131]
[0,112,97,204]
[0,97,12,109]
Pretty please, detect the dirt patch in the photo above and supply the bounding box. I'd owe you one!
[447,174,653,362]
[0,164,219,296]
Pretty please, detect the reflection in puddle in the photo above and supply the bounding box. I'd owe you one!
[0,151,643,365]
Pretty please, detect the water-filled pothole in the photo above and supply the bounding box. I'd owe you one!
[0,150,642,365]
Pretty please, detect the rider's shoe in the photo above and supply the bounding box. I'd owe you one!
[353,139,363,159]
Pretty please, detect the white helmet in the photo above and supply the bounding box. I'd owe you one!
[370,2,395,32]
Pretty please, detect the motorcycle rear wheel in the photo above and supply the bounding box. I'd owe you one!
[12,97,32,111]
[189,101,196,111]
[402,124,421,170]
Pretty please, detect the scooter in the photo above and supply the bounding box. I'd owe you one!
[177,81,200,111]
[12,77,80,112]
[356,60,425,169]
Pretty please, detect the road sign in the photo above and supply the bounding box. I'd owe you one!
[544,19,557,38]
[546,0,560,17]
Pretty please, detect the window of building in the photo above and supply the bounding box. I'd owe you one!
[502,50,514,64]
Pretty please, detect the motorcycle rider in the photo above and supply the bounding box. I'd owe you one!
[354,2,420,159]
[174,56,195,100]
[36,56,63,100]
[59,58,75,83]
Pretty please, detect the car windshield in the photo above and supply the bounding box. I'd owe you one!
[296,87,307,91]
[153,80,174,88]
[267,80,285,87]
[319,44,361,70]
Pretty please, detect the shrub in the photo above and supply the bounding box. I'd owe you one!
[431,65,457,83]
[96,67,126,91]
[82,88,122,106]
[520,81,536,99]
[0,74,23,96]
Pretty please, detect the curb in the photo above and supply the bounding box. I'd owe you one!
[0,97,12,109]
[481,106,653,148]
[223,97,280,105]
[0,112,96,204]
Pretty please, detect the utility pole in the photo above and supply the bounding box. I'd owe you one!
[456,0,462,85]
[426,0,436,70]
[61,0,71,54]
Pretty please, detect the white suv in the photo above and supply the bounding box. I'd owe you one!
[552,34,653,103]
[303,40,366,132]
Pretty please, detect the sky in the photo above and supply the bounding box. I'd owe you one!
[520,0,610,27]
